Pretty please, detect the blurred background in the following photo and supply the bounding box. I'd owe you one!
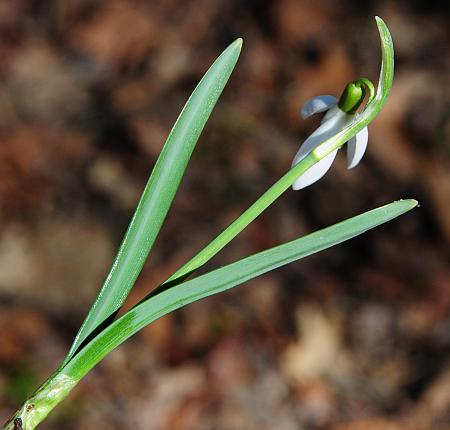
[0,1,449,429]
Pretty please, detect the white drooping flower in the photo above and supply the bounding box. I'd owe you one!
[291,88,369,190]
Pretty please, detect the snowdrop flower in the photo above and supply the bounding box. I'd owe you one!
[292,78,374,190]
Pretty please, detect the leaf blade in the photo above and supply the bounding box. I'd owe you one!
[63,199,417,380]
[63,38,243,365]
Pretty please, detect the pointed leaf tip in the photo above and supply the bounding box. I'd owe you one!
[231,38,243,51]
[219,38,242,64]
[404,199,419,209]
[375,16,389,34]
[391,199,419,214]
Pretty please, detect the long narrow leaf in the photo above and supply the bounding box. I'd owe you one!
[63,199,417,380]
[63,38,243,365]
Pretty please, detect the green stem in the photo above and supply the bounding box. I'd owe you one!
[1,373,77,430]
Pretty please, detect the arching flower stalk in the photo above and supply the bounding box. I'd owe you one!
[292,78,375,190]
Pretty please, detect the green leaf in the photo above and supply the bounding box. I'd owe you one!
[63,199,417,380]
[63,38,243,365]
[160,16,395,288]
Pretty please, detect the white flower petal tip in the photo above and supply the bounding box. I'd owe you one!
[300,95,338,119]
[347,126,369,169]
[292,149,338,190]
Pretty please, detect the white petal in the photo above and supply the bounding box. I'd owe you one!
[292,149,338,190]
[321,105,341,124]
[292,108,350,165]
[346,126,368,169]
[300,95,338,119]
[292,108,351,190]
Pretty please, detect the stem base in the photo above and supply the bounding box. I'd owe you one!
[1,373,77,430]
